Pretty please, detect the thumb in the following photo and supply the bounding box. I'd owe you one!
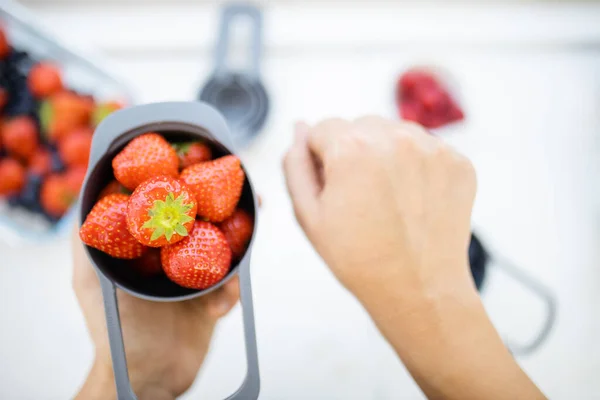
[283,122,321,231]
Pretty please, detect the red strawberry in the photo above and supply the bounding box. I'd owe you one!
[126,176,197,247]
[58,127,93,167]
[98,180,129,200]
[1,116,39,160]
[40,92,92,142]
[397,69,464,129]
[28,147,52,176]
[112,133,179,191]
[174,142,212,169]
[28,62,63,99]
[161,220,232,290]
[92,101,124,126]
[130,248,163,277]
[219,209,254,260]
[0,87,7,111]
[40,174,77,217]
[64,166,87,194]
[80,193,146,259]
[0,25,9,60]
[180,155,244,222]
[0,158,26,196]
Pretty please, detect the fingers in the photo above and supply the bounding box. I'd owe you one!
[283,122,322,230]
[201,276,240,319]
[306,118,353,164]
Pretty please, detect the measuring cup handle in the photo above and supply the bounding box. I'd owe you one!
[97,263,259,400]
[491,255,557,356]
[98,272,138,400]
[226,256,261,400]
[214,4,264,78]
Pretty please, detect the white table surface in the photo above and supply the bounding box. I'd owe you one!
[1,2,599,399]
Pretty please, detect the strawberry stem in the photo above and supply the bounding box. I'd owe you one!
[141,192,194,242]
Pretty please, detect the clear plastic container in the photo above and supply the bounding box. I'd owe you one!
[0,0,133,244]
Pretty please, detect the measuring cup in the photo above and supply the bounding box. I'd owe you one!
[78,102,260,400]
[199,4,269,147]
[469,233,557,355]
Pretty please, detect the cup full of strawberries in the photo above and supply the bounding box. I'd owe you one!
[78,101,260,400]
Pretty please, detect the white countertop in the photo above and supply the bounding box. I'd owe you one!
[1,2,599,399]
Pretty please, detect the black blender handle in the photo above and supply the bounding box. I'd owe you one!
[490,254,557,356]
[98,257,260,400]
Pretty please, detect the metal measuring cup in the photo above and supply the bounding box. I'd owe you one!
[199,4,269,147]
[78,102,260,400]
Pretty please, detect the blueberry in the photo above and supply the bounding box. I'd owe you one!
[4,76,38,118]
[42,211,60,224]
[469,233,488,291]
[18,174,43,212]
[50,149,65,172]
[7,195,23,208]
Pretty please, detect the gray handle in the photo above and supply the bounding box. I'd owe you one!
[98,260,259,400]
[225,257,260,400]
[491,255,557,356]
[98,272,137,400]
[214,4,263,78]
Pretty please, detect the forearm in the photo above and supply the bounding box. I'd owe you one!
[76,358,175,400]
[360,267,546,400]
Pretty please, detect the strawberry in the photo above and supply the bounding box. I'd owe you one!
[40,91,92,142]
[161,220,232,290]
[98,180,129,200]
[40,173,77,217]
[112,133,179,191]
[64,166,87,194]
[173,142,212,169]
[80,193,146,259]
[0,87,7,111]
[180,155,244,222]
[0,25,9,60]
[126,176,197,247]
[28,147,52,176]
[219,209,254,260]
[1,116,39,160]
[0,158,26,196]
[92,101,123,126]
[58,127,92,167]
[130,248,163,277]
[28,62,63,99]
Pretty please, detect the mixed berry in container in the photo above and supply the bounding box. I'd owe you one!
[0,23,123,222]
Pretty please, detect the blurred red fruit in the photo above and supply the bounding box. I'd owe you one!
[58,127,93,167]
[0,25,9,60]
[40,173,77,217]
[28,148,52,176]
[0,158,26,196]
[1,116,39,160]
[28,63,64,99]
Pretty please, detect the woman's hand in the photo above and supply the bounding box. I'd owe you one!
[72,228,240,400]
[284,117,545,400]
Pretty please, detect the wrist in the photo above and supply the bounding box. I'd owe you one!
[76,357,175,400]
[360,264,541,399]
[75,358,116,400]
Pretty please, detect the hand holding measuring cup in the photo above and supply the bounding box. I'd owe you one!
[72,227,240,400]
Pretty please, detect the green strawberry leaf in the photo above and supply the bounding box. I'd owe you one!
[141,192,195,242]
